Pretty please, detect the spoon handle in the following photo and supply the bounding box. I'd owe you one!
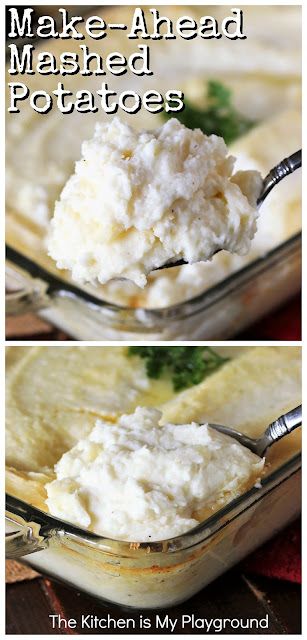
[257,149,302,207]
[262,405,302,452]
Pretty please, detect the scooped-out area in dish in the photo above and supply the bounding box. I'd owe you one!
[6,346,301,542]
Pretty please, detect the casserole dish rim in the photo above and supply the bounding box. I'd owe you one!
[5,451,301,555]
[5,230,302,324]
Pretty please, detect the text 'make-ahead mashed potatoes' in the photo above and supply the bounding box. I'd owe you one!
[46,406,264,541]
[6,7,301,313]
[48,118,261,287]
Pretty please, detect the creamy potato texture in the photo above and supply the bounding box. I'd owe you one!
[6,6,301,309]
[46,406,264,541]
[5,346,175,473]
[5,346,301,608]
[48,118,261,287]
[6,346,301,539]
[100,108,301,307]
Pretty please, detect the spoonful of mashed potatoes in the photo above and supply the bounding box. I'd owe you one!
[48,117,262,288]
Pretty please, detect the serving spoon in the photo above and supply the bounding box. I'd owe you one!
[207,405,302,458]
[154,149,302,271]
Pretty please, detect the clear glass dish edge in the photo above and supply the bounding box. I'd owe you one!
[6,231,302,326]
[5,452,301,557]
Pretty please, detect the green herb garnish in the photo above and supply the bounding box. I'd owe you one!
[165,80,255,144]
[128,346,228,391]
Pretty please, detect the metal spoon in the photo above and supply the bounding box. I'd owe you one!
[207,405,301,458]
[154,149,302,271]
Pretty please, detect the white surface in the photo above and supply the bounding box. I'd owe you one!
[48,118,261,287]
[46,406,263,541]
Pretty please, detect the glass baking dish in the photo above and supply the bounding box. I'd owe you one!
[5,232,301,340]
[5,452,301,609]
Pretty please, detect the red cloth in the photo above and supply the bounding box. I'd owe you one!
[243,519,301,583]
[238,294,301,340]
[238,297,301,581]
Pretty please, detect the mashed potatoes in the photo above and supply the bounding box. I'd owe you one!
[48,118,261,287]
[6,346,301,538]
[5,345,301,608]
[46,406,264,541]
[96,107,302,308]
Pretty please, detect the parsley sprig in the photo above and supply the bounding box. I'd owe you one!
[128,346,228,391]
[165,80,256,144]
